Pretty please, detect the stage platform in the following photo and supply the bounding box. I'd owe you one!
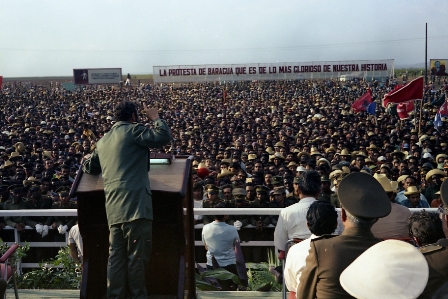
[6,290,284,299]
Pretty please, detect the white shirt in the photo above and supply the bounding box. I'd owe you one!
[273,197,316,251]
[68,224,83,259]
[202,221,240,267]
[284,234,318,297]
[193,199,203,221]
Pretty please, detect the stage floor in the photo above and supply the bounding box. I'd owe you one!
[7,290,284,299]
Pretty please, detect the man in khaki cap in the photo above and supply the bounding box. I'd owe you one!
[298,172,391,299]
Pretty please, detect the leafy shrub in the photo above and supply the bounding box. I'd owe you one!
[17,246,81,289]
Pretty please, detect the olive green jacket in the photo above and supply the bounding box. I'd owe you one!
[83,119,171,226]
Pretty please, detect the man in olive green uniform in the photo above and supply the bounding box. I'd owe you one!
[83,101,171,299]
[202,184,228,225]
[45,187,77,241]
[4,185,33,231]
[418,179,448,298]
[298,173,391,299]
[317,175,333,203]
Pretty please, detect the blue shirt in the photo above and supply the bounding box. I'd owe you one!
[400,198,430,208]
[395,191,428,205]
[202,221,240,267]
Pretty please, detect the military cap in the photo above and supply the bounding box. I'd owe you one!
[205,184,219,192]
[255,185,270,193]
[271,176,283,185]
[320,175,330,182]
[232,188,247,197]
[272,186,286,195]
[338,172,391,219]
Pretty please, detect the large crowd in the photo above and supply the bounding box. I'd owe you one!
[1,76,448,292]
[0,76,447,231]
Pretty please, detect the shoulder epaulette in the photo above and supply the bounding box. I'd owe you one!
[419,244,444,254]
[311,234,337,242]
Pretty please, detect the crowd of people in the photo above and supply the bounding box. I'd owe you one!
[1,74,448,295]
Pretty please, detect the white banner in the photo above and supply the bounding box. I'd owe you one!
[73,68,122,85]
[153,60,394,83]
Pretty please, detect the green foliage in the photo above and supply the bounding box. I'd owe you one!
[17,246,81,289]
[196,249,283,292]
[195,273,219,291]
[0,239,30,265]
[246,262,282,292]
[201,268,243,286]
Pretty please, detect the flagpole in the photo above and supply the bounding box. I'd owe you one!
[420,23,428,135]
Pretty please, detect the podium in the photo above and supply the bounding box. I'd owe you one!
[71,156,196,299]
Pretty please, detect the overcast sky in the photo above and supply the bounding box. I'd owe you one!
[1,0,447,77]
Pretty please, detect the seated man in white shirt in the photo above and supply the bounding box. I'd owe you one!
[68,224,83,266]
[284,201,338,298]
[274,170,321,252]
[202,214,240,290]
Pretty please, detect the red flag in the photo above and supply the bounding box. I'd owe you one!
[351,90,372,113]
[383,77,423,107]
[223,89,227,105]
[438,101,448,117]
[396,101,414,119]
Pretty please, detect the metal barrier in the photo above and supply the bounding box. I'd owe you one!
[0,207,439,272]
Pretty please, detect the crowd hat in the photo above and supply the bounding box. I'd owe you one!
[205,184,219,192]
[340,240,428,299]
[297,152,311,159]
[404,186,420,197]
[255,185,269,193]
[232,188,246,197]
[217,169,236,179]
[338,172,391,219]
[373,173,398,193]
[272,186,286,195]
[425,169,446,181]
[339,149,351,157]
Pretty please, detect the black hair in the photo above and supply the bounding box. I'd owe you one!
[297,170,321,196]
[307,201,338,235]
[409,210,444,246]
[114,101,137,122]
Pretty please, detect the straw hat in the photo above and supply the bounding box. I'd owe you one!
[425,169,446,182]
[373,173,398,193]
[404,186,420,197]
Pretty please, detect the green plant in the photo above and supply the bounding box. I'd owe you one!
[196,249,283,292]
[17,246,81,289]
[0,239,30,265]
[246,249,282,291]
